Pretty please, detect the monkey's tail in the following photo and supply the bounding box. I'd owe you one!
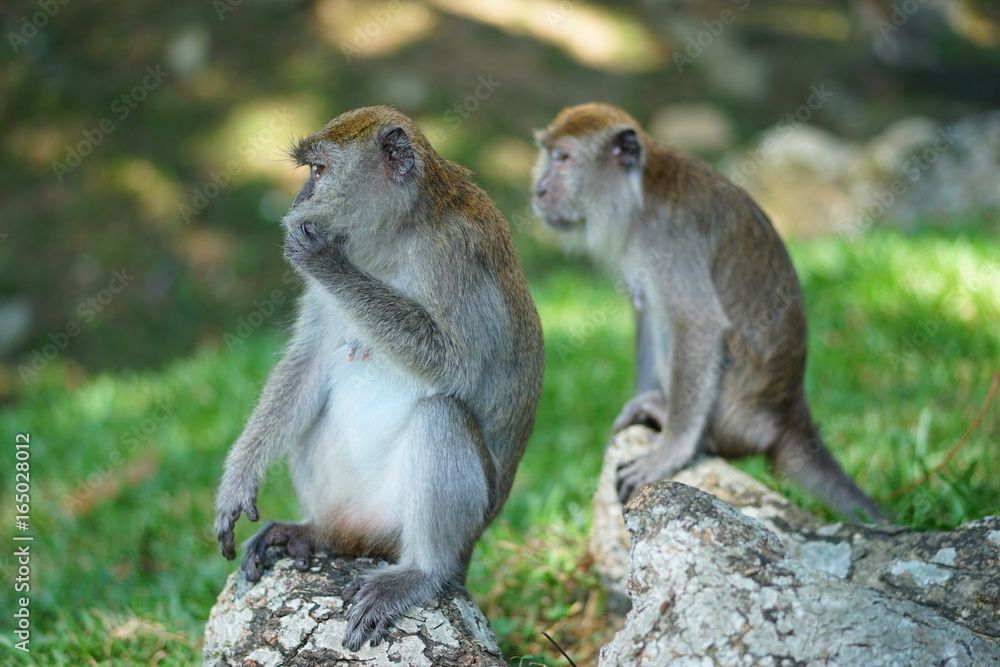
[769,425,886,524]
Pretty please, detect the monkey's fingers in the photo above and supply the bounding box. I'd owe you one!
[215,510,240,560]
[217,527,236,561]
[283,221,328,264]
[287,532,314,571]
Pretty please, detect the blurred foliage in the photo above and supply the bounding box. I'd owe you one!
[2,0,999,382]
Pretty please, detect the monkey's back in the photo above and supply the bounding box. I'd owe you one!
[652,146,809,409]
[441,174,545,506]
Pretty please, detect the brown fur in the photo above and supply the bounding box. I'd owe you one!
[533,103,884,523]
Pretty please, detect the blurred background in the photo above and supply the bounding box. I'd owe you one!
[2,0,999,664]
[2,0,999,375]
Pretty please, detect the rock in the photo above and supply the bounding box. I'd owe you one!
[598,481,1000,666]
[720,125,862,237]
[720,111,1000,237]
[593,426,1000,639]
[592,426,822,617]
[870,111,1000,227]
[648,103,734,155]
[203,553,506,666]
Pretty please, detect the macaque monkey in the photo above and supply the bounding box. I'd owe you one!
[532,102,883,522]
[215,106,544,650]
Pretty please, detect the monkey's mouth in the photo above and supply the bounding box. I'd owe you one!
[543,215,576,231]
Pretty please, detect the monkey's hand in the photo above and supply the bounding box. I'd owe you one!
[284,222,350,276]
[613,390,668,433]
[214,483,260,561]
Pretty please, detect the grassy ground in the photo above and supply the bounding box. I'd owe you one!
[1,224,998,665]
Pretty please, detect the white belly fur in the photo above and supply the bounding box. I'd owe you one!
[289,322,432,540]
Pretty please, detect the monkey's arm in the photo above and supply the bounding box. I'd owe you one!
[617,271,730,503]
[285,223,461,385]
[215,337,326,560]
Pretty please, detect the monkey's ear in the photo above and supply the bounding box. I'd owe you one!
[380,127,415,184]
[611,129,641,169]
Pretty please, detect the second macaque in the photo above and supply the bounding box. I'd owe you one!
[533,102,883,522]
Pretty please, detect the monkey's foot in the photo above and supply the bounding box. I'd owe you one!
[616,451,688,505]
[613,390,668,433]
[342,565,442,651]
[242,522,315,582]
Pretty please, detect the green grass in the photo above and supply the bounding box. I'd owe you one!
[2,224,998,665]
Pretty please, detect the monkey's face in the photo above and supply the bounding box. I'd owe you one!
[532,126,644,248]
[282,109,422,240]
[532,137,585,231]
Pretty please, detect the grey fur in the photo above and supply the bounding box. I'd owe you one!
[215,106,544,649]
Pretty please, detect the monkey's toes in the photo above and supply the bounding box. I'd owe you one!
[613,391,668,433]
[241,522,315,582]
[616,457,653,504]
[342,580,392,650]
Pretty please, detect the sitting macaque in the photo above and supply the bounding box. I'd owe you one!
[215,106,545,649]
[533,102,883,522]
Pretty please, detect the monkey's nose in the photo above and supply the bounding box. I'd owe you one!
[534,184,547,198]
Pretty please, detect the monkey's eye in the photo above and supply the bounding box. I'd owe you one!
[311,164,325,177]
[552,150,570,165]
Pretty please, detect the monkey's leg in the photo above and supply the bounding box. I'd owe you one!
[342,395,492,651]
[242,521,316,582]
[616,299,729,504]
[614,304,669,432]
